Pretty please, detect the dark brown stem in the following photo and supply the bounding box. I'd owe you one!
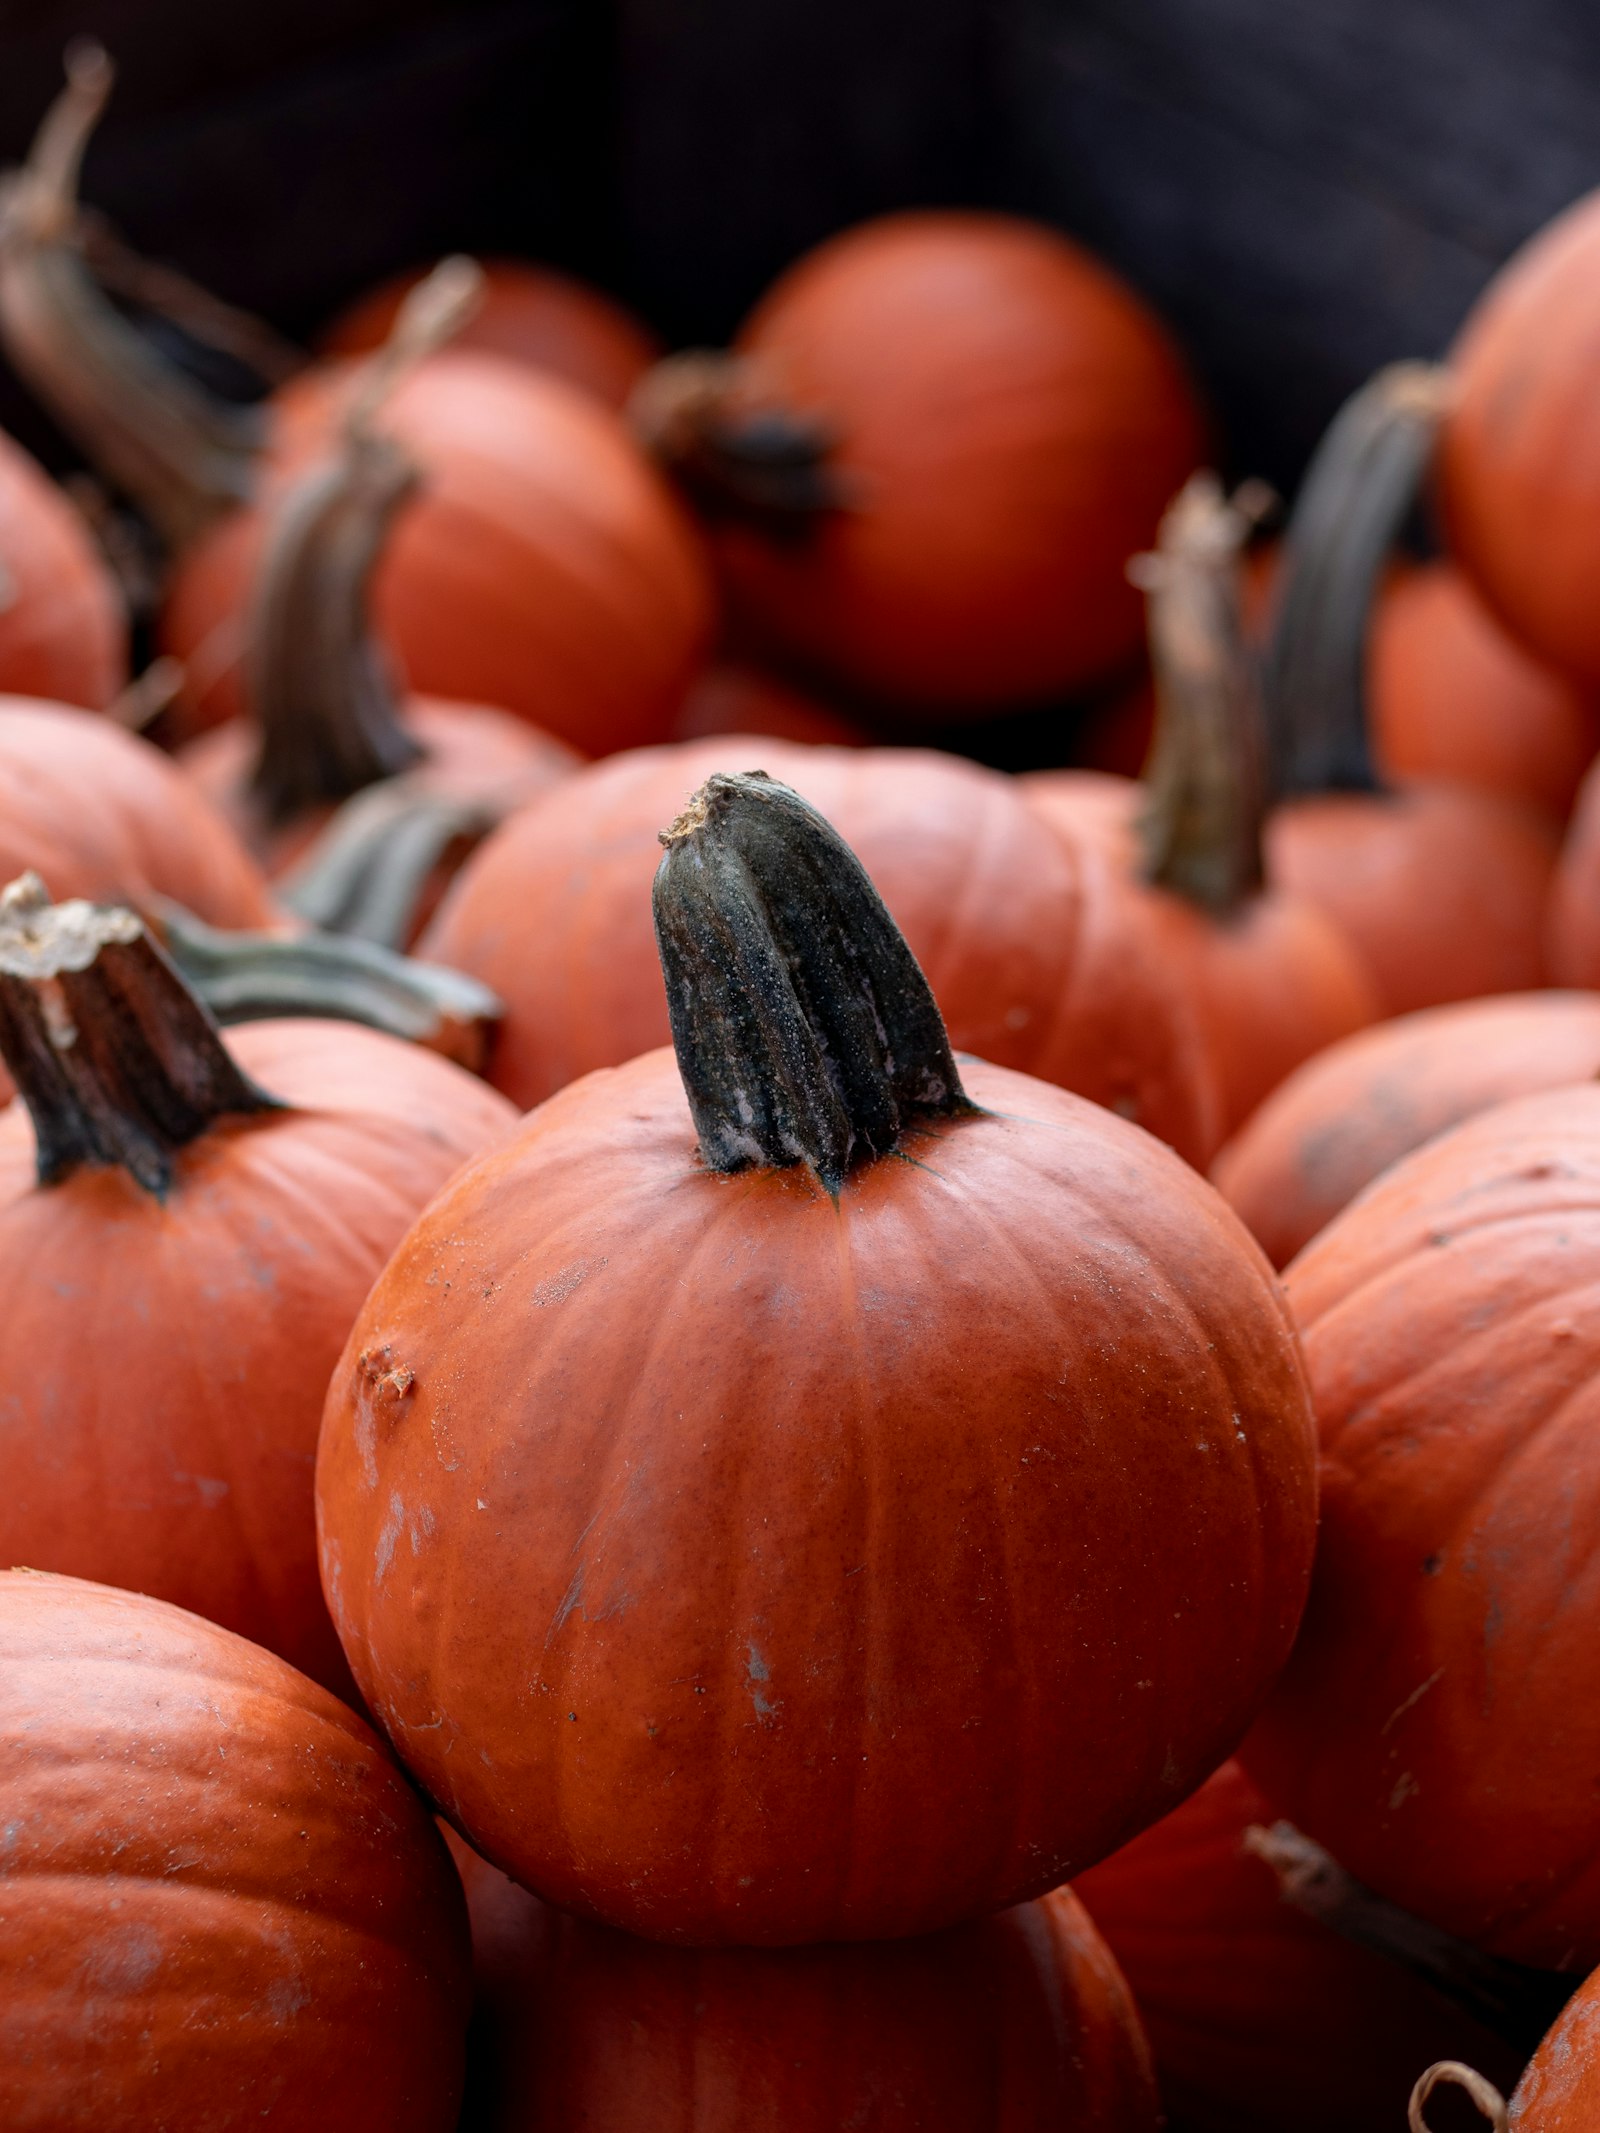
[1244,1822,1574,2052]
[276,780,503,947]
[629,352,856,537]
[1410,2065,1511,2133]
[0,872,279,1196]
[652,771,971,1194]
[0,44,263,550]
[1132,473,1274,917]
[1261,361,1452,799]
[152,902,503,1074]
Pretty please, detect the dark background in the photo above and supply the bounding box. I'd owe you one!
[3,0,1598,498]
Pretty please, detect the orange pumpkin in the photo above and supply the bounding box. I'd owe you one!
[0,875,513,1690]
[1542,758,1600,986]
[0,427,125,708]
[1213,992,1600,1267]
[318,771,1317,1944]
[1245,1082,1600,1969]
[0,1569,469,2130]
[320,258,661,409]
[671,661,871,747]
[636,210,1204,711]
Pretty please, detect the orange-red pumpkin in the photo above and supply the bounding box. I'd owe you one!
[1543,758,1600,985]
[447,1828,1157,2133]
[637,210,1204,711]
[1488,1967,1600,2132]
[421,735,1216,1162]
[1212,992,1600,1267]
[1245,1083,1600,1969]
[0,1569,469,2130]
[0,427,125,708]
[671,661,871,747]
[0,877,513,1690]
[1073,1759,1523,2133]
[320,258,661,409]
[319,771,1317,1945]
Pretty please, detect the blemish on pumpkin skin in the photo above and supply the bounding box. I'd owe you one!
[746,1643,776,1720]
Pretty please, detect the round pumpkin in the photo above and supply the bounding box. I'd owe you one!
[1489,1967,1600,2132]
[420,735,1217,1163]
[447,1829,1157,2133]
[320,258,662,409]
[1212,992,1600,1268]
[0,426,125,708]
[0,877,514,1691]
[1073,1759,1523,2133]
[1439,191,1600,685]
[319,770,1317,1944]
[0,1569,469,2130]
[1244,1082,1600,1969]
[639,209,1204,711]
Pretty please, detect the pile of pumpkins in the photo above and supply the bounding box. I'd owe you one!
[9,40,1600,2133]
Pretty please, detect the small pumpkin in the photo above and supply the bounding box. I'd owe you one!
[0,426,125,708]
[318,770,1317,1944]
[1245,1082,1600,1970]
[0,874,513,1690]
[634,209,1204,712]
[0,1569,469,2131]
[320,257,662,409]
[1437,1972,1600,2133]
[447,1827,1157,2133]
[1212,992,1600,1267]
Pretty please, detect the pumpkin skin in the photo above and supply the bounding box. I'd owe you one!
[0,1018,514,1692]
[1072,1759,1523,2133]
[1265,784,1556,1015]
[316,1048,1317,1946]
[420,737,1216,1162]
[160,352,714,748]
[0,1569,469,2132]
[0,427,125,708]
[446,1832,1157,2133]
[671,662,871,748]
[1025,770,1380,1151]
[1244,1083,1600,1969]
[1440,190,1600,685]
[1212,992,1600,1268]
[1372,563,1599,823]
[1504,1966,1600,2132]
[320,259,661,410]
[0,696,273,927]
[1543,759,1600,986]
[706,210,1205,711]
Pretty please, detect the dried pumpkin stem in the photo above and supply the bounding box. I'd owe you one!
[0,871,279,1195]
[652,770,972,1194]
[0,44,264,549]
[1245,1821,1573,2051]
[630,351,855,535]
[1261,361,1453,798]
[244,259,485,827]
[276,780,503,948]
[1133,472,1274,916]
[1409,2064,1511,2133]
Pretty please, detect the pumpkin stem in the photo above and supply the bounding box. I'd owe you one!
[1132,472,1275,916]
[1409,2065,1511,2133]
[0,43,265,550]
[153,901,503,1074]
[1261,362,1453,798]
[1244,1822,1573,2052]
[276,780,501,948]
[243,259,484,828]
[652,770,972,1194]
[0,871,280,1196]
[630,352,855,535]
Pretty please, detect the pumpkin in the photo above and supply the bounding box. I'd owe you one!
[0,1569,469,2130]
[1449,1970,1600,2133]
[0,55,713,751]
[1212,992,1600,1267]
[1244,1082,1600,1970]
[1073,1759,1524,2133]
[317,770,1317,1944]
[320,258,662,409]
[1024,474,1379,1152]
[445,1830,1157,2133]
[633,209,1204,711]
[1263,366,1555,1014]
[0,426,125,708]
[0,874,513,1691]
[421,735,1217,1163]
[671,661,871,748]
[1439,190,1600,685]
[1543,760,1600,986]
